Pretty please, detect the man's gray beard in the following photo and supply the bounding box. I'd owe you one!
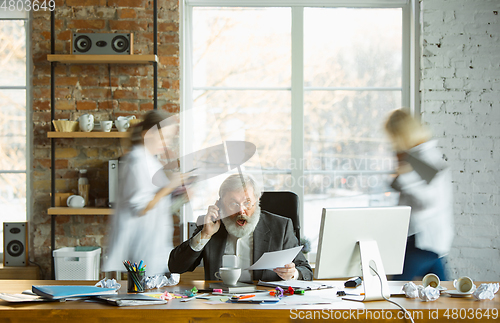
[221,205,261,238]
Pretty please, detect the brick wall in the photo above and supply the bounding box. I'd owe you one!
[31,0,180,279]
[420,0,500,280]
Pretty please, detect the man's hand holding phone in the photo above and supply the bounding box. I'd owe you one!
[200,201,221,239]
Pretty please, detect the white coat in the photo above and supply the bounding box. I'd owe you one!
[391,140,454,258]
[102,144,174,275]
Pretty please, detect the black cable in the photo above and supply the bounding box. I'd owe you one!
[369,265,415,323]
[29,260,44,279]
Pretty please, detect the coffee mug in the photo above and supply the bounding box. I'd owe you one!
[215,267,241,286]
[422,273,440,289]
[453,276,476,293]
[100,120,113,132]
[78,114,94,132]
[67,195,85,208]
[115,119,130,132]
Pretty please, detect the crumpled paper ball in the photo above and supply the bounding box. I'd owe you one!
[473,283,499,300]
[95,278,122,290]
[145,273,180,289]
[403,282,419,298]
[418,285,440,301]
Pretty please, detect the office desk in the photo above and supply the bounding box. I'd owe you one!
[1,280,498,323]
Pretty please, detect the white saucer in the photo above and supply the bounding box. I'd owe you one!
[444,290,473,297]
[436,285,447,291]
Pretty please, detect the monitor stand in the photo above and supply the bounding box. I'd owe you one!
[342,240,391,302]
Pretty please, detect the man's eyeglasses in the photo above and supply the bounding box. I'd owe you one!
[227,200,257,212]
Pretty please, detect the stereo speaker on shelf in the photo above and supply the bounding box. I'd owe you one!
[3,222,28,267]
[72,33,133,55]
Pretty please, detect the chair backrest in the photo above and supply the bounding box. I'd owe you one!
[259,191,300,242]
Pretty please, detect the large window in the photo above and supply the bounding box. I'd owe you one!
[0,11,30,254]
[181,0,418,255]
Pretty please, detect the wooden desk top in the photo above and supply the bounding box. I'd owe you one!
[1,280,498,323]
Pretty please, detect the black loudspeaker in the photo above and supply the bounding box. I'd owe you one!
[72,33,133,55]
[3,222,28,266]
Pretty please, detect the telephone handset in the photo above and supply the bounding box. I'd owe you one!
[213,200,222,224]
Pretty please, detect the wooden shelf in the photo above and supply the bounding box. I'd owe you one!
[47,131,129,138]
[0,264,40,280]
[47,54,158,64]
[48,207,114,215]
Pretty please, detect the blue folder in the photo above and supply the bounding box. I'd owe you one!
[32,285,117,300]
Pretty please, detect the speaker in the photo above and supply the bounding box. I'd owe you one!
[72,33,133,55]
[108,159,119,207]
[3,222,28,267]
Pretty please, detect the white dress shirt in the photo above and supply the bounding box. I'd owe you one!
[190,226,299,281]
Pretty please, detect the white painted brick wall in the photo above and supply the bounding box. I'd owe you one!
[421,0,500,281]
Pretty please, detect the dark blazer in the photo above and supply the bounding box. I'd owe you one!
[169,210,313,281]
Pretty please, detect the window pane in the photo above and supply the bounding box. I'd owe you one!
[0,20,26,87]
[262,173,292,191]
[0,173,27,252]
[193,7,291,88]
[304,90,400,162]
[303,173,399,254]
[189,89,291,219]
[0,90,26,171]
[193,90,291,170]
[303,90,400,253]
[304,8,402,88]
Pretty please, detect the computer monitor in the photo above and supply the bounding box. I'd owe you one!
[314,206,411,301]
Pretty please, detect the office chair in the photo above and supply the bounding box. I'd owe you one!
[259,191,300,242]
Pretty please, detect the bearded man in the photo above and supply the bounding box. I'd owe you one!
[168,174,313,282]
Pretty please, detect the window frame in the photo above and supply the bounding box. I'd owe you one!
[0,9,32,259]
[180,0,420,241]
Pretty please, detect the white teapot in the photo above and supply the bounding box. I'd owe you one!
[117,115,136,122]
[78,114,94,132]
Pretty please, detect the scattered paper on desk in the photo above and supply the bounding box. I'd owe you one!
[0,293,51,303]
[280,297,338,306]
[205,296,230,305]
[246,246,302,270]
[95,278,121,290]
[473,283,499,300]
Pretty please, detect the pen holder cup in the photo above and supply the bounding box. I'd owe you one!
[127,270,146,293]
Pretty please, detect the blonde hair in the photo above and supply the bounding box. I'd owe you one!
[384,109,431,152]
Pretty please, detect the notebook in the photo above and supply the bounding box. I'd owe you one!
[32,285,117,300]
[209,282,256,293]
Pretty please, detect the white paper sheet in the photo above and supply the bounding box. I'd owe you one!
[246,246,303,270]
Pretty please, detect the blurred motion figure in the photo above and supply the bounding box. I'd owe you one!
[385,109,454,281]
[103,110,183,276]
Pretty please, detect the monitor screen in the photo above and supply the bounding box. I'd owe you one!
[314,206,411,280]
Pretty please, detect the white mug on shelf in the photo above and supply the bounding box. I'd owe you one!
[100,120,113,132]
[115,119,130,132]
[78,114,94,132]
[67,195,85,208]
